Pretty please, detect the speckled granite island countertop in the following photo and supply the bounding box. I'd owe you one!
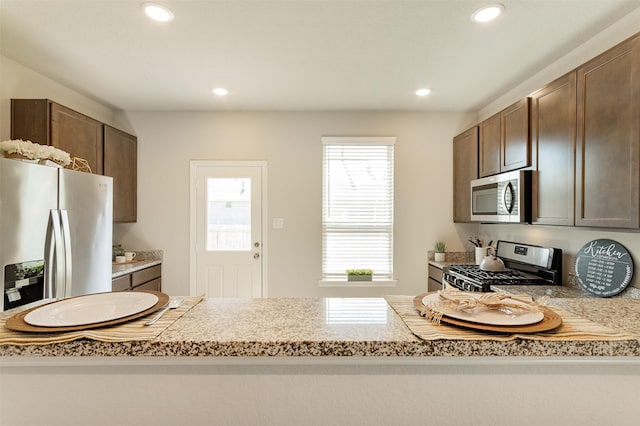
[3,295,640,426]
[2,295,639,358]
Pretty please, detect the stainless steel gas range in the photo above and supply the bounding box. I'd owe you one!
[443,241,562,292]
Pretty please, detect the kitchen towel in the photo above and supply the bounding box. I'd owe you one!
[0,295,204,346]
[385,295,637,342]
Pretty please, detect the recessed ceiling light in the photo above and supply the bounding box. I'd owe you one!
[212,88,229,96]
[471,4,504,23]
[142,2,174,23]
[415,89,431,97]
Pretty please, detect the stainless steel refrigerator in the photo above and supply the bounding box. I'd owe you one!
[1,157,113,312]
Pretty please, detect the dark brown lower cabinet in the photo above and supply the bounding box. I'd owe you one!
[112,275,131,292]
[428,265,444,292]
[112,265,162,292]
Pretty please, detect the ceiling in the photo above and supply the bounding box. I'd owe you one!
[1,0,639,112]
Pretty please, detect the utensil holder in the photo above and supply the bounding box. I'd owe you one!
[475,247,488,265]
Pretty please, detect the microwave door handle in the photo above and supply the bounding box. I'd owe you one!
[503,182,514,213]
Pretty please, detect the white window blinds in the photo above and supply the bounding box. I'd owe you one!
[322,137,395,279]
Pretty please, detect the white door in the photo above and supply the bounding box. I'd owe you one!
[190,161,266,297]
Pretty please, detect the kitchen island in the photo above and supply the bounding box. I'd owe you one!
[2,294,640,425]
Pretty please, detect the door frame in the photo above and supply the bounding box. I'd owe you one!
[189,160,268,297]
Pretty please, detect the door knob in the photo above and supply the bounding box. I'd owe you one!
[254,253,260,259]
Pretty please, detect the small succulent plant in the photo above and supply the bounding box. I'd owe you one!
[346,269,373,275]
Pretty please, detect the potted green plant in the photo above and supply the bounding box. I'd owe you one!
[346,269,373,281]
[434,241,446,262]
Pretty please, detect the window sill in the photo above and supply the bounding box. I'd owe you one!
[318,279,398,288]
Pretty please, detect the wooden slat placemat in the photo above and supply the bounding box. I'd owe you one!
[0,295,204,346]
[385,295,636,341]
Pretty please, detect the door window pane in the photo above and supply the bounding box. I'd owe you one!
[206,178,251,251]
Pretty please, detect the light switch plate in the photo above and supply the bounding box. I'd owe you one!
[272,218,284,229]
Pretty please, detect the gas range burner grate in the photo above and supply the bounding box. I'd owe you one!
[444,264,550,292]
[442,241,562,292]
[447,265,538,282]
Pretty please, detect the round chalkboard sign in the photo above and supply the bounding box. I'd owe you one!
[575,239,634,297]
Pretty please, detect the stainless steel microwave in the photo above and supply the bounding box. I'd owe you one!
[470,170,532,223]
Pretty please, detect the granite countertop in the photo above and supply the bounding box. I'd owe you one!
[111,250,163,278]
[428,260,461,269]
[428,253,474,269]
[2,294,639,358]
[111,259,161,278]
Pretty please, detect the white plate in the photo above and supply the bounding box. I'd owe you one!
[422,293,544,326]
[24,292,159,327]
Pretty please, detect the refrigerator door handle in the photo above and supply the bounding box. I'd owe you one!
[60,210,73,298]
[44,209,65,299]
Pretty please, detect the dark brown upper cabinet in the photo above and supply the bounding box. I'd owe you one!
[453,126,479,222]
[479,98,530,177]
[530,72,577,226]
[575,34,640,228]
[11,98,138,223]
[478,113,501,177]
[11,99,104,174]
[104,125,137,223]
[500,98,530,172]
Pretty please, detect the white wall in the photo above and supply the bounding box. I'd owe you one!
[3,5,639,296]
[479,6,640,120]
[116,111,476,297]
[1,53,477,298]
[0,55,116,139]
[471,7,640,290]
[3,359,639,426]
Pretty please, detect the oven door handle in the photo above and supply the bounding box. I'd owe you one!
[503,182,514,213]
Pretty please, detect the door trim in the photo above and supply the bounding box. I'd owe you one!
[189,160,268,297]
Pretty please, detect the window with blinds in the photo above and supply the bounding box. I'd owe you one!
[322,137,395,280]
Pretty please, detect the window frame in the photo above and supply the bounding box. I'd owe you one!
[319,136,396,287]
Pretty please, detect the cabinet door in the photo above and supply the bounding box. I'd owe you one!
[104,126,137,222]
[112,275,131,292]
[427,265,443,292]
[479,113,500,177]
[131,265,161,287]
[427,278,442,292]
[453,126,478,222]
[531,72,576,226]
[576,35,640,228]
[51,103,104,174]
[501,98,530,172]
[133,278,161,292]
[10,99,50,144]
